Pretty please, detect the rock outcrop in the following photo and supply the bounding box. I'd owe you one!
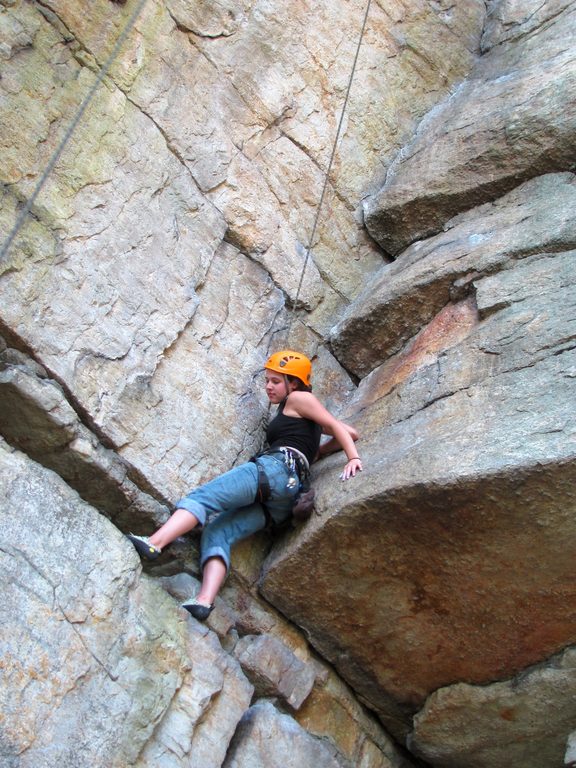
[261,1,576,765]
[263,175,576,737]
[362,0,576,255]
[409,647,576,768]
[0,438,254,768]
[1,0,575,766]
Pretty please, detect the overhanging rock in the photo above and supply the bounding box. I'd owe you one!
[261,241,576,737]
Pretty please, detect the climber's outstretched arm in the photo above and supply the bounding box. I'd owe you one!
[317,422,359,459]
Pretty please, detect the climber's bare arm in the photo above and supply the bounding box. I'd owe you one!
[317,422,359,458]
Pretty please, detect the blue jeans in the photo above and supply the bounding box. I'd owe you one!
[174,453,301,573]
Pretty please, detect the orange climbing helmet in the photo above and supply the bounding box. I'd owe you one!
[264,349,312,387]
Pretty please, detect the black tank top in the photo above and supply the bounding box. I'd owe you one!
[266,399,322,465]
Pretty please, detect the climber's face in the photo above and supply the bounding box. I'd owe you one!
[265,372,293,403]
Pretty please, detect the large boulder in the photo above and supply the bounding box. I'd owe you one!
[262,187,576,749]
[409,647,576,768]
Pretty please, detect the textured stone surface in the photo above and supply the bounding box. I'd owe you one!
[296,667,413,768]
[0,343,170,530]
[0,438,253,768]
[409,647,576,768]
[222,700,351,768]
[363,1,576,254]
[481,0,574,54]
[332,173,576,377]
[2,1,576,766]
[233,633,316,709]
[566,731,576,764]
[262,241,576,735]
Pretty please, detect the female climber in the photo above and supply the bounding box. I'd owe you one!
[127,349,362,620]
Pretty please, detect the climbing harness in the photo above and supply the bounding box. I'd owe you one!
[0,0,150,264]
[285,0,373,341]
[251,446,315,528]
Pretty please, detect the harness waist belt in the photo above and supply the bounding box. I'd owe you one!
[277,446,310,472]
[275,445,310,476]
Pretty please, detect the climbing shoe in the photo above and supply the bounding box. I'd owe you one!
[126,534,162,560]
[182,597,214,621]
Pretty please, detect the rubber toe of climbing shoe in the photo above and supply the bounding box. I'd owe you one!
[182,599,214,621]
[126,534,162,560]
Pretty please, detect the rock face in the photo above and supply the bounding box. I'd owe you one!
[0,0,483,502]
[264,0,576,765]
[223,701,348,768]
[362,0,576,255]
[263,178,576,730]
[409,647,576,768]
[331,171,576,375]
[0,438,253,768]
[1,0,575,767]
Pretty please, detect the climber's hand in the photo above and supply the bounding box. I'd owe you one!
[340,458,362,481]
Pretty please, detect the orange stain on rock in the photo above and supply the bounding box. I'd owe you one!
[356,297,478,410]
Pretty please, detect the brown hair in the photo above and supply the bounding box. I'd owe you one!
[286,374,312,392]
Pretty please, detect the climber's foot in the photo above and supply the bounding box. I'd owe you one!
[182,597,214,621]
[126,534,162,560]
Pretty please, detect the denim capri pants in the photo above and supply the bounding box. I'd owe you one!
[174,452,301,573]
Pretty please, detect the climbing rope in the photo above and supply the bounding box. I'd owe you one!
[285,0,372,342]
[0,0,149,264]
